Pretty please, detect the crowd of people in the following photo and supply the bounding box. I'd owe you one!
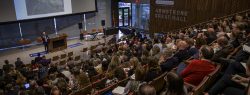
[0,13,250,95]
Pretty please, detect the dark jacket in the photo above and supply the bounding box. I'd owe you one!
[160,57,179,72]
[144,68,161,82]
[212,45,234,63]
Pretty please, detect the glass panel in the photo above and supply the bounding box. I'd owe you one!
[119,9,123,26]
[131,3,150,30]
[21,18,54,43]
[119,2,132,27]
[0,23,20,49]
[124,8,129,26]
[140,4,150,30]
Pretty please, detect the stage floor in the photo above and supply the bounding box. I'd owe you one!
[0,35,113,68]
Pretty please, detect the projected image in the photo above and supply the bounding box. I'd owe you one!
[25,0,64,16]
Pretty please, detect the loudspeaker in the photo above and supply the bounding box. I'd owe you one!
[101,20,105,26]
[78,23,83,29]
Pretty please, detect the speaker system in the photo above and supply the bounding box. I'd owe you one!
[78,23,83,29]
[101,20,105,26]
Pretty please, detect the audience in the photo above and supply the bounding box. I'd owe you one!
[0,13,249,95]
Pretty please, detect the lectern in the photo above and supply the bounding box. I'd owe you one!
[48,35,67,52]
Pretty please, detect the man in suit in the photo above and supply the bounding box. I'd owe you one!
[41,32,49,52]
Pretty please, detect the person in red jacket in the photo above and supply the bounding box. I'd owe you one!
[180,45,216,86]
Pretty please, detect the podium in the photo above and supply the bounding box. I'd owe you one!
[48,35,67,52]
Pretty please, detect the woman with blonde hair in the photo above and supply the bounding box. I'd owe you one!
[106,55,126,81]
[128,57,144,77]
[50,86,61,95]
[144,57,162,82]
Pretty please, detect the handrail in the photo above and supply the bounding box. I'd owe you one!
[171,9,250,32]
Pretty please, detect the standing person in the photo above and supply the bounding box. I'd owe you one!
[15,57,24,70]
[41,32,49,52]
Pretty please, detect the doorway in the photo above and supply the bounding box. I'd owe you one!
[119,7,130,26]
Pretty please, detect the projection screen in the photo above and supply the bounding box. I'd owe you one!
[0,0,97,23]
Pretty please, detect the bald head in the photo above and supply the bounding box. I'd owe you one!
[177,41,188,50]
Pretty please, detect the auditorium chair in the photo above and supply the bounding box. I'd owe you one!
[90,74,104,82]
[92,77,107,90]
[52,55,60,63]
[70,84,92,95]
[185,64,222,95]
[94,82,118,95]
[207,64,222,89]
[82,48,88,52]
[117,78,129,87]
[74,55,81,63]
[188,76,210,95]
[226,45,242,59]
[94,78,129,95]
[59,60,66,66]
[148,72,168,93]
[60,53,67,60]
[67,51,74,58]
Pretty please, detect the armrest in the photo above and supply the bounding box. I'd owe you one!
[184,82,196,92]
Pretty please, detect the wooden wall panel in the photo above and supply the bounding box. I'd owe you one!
[149,0,250,33]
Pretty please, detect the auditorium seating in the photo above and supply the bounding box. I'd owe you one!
[148,71,168,93]
[185,64,222,95]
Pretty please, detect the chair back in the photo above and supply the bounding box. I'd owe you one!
[68,52,73,58]
[90,74,104,82]
[82,48,88,52]
[60,54,67,59]
[92,77,107,90]
[71,84,92,95]
[192,76,210,95]
[59,60,66,65]
[74,55,81,61]
[148,72,168,93]
[52,55,59,61]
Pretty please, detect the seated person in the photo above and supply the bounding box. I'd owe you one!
[105,55,126,82]
[161,72,187,95]
[212,36,234,63]
[206,56,250,95]
[124,57,146,93]
[15,57,24,70]
[159,49,179,72]
[174,40,192,63]
[180,45,216,86]
[144,57,162,82]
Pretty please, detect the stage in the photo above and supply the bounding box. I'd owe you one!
[0,35,114,68]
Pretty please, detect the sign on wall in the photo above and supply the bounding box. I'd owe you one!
[150,0,250,33]
[155,0,174,5]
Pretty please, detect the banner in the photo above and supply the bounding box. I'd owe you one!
[155,0,174,5]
